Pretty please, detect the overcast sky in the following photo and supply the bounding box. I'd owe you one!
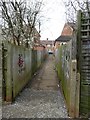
[40,0,66,40]
[0,0,67,41]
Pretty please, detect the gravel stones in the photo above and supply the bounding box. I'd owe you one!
[2,89,68,118]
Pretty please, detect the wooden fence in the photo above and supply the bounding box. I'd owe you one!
[55,10,90,118]
[2,42,46,103]
[77,10,90,117]
[55,39,80,118]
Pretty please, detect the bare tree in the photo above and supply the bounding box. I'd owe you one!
[63,0,90,23]
[0,0,43,47]
[25,0,43,47]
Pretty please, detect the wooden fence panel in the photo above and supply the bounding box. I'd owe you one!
[2,43,46,102]
[55,40,78,118]
[77,10,90,117]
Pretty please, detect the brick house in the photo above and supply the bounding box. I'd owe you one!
[61,23,75,36]
[54,22,75,49]
[54,36,72,49]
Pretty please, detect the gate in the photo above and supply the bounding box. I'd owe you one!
[77,10,90,117]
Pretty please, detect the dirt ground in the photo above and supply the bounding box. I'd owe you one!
[29,54,59,90]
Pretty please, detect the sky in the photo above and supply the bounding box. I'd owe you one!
[40,0,66,40]
[0,0,67,41]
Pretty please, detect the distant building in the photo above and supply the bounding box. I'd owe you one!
[41,39,54,53]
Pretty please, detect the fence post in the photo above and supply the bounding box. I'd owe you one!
[0,45,2,86]
[6,43,13,102]
[77,10,90,117]
[75,73,80,117]
[0,41,2,108]
[69,60,77,117]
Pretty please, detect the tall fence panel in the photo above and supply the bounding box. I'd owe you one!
[77,10,90,117]
[55,39,80,118]
[12,46,32,99]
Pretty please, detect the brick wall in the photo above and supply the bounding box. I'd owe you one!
[61,24,73,36]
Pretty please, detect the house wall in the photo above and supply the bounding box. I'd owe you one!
[61,24,73,36]
[54,41,67,49]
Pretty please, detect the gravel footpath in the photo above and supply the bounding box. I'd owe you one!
[2,55,69,118]
[2,89,68,118]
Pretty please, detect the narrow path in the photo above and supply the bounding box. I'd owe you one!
[2,55,68,118]
[29,54,59,90]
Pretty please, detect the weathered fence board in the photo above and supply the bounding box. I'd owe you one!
[55,39,79,118]
[77,10,90,117]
